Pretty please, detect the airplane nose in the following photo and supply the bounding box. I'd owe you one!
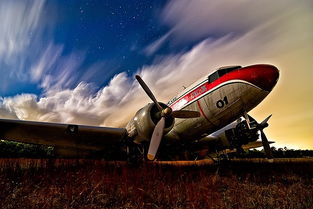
[249,65,279,91]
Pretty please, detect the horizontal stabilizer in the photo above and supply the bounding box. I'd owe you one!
[242,140,275,150]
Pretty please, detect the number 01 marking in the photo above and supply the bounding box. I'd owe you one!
[216,96,229,108]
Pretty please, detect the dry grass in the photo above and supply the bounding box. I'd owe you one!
[0,159,312,209]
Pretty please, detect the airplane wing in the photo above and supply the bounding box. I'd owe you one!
[0,118,127,151]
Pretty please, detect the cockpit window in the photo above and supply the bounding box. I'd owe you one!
[218,66,241,77]
[208,66,241,83]
[208,72,219,83]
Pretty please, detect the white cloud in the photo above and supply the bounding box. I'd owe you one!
[1,1,312,127]
[0,0,89,92]
[147,0,312,53]
[0,73,138,127]
[30,43,63,82]
[144,31,172,56]
[0,0,48,92]
[39,50,86,91]
[0,0,312,149]
[0,0,44,60]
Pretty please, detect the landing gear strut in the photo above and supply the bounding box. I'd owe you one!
[126,142,147,164]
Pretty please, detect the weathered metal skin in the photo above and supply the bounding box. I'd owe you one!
[169,82,268,141]
[165,64,279,146]
[0,118,127,151]
[126,103,174,143]
[0,64,279,158]
[124,64,279,159]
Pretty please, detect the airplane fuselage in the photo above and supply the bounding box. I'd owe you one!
[165,64,279,142]
[0,64,279,159]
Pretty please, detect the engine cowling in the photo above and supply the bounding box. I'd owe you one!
[126,103,175,143]
[224,120,259,148]
[197,119,260,151]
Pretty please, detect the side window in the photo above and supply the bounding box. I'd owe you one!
[209,72,219,83]
[218,70,226,77]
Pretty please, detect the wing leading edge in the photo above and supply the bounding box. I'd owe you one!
[0,118,127,151]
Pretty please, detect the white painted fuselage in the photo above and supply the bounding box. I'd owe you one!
[165,64,279,142]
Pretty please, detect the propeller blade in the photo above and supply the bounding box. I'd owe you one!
[260,114,272,127]
[260,129,273,159]
[245,113,274,159]
[171,110,200,118]
[243,111,251,129]
[147,117,165,160]
[236,118,242,125]
[135,75,163,111]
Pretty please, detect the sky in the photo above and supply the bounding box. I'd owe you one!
[0,0,312,149]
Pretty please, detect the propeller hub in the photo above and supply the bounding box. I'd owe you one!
[162,107,172,117]
[135,74,200,160]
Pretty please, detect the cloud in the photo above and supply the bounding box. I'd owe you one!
[39,48,86,91]
[0,0,44,61]
[0,0,99,93]
[147,0,312,53]
[0,0,46,78]
[30,43,63,82]
[0,0,312,148]
[144,31,172,56]
[0,73,134,126]
[1,1,312,126]
[0,0,48,92]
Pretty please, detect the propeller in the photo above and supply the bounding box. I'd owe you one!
[135,75,200,160]
[248,114,273,159]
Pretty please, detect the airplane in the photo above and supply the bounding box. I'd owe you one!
[0,64,279,161]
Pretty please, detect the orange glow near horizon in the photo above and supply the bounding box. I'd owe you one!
[251,45,313,149]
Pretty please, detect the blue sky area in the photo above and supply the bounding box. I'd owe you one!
[0,0,312,148]
[0,0,204,96]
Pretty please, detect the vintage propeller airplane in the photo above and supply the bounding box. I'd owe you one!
[0,64,279,161]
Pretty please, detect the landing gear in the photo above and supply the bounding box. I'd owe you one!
[236,146,245,155]
[126,142,147,165]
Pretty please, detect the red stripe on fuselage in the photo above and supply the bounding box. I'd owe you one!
[169,64,279,110]
[196,101,210,122]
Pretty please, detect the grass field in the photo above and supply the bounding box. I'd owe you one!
[0,158,312,209]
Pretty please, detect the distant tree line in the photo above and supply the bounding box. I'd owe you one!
[0,140,54,158]
[1,140,313,158]
[231,147,313,158]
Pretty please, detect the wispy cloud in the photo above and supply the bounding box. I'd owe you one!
[0,0,312,148]
[0,0,71,95]
[144,31,172,56]
[1,0,312,127]
[0,73,136,127]
[38,47,86,91]
[0,0,111,94]
[0,0,46,92]
[146,0,309,54]
[30,43,63,82]
[0,0,44,60]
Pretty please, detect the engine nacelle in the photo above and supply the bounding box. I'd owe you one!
[198,119,260,151]
[126,103,175,143]
[225,120,259,148]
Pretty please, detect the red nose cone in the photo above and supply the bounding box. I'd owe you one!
[245,64,279,91]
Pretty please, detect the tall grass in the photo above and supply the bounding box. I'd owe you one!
[0,158,312,209]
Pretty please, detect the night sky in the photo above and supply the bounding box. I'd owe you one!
[0,0,200,96]
[51,0,170,84]
[0,0,312,149]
